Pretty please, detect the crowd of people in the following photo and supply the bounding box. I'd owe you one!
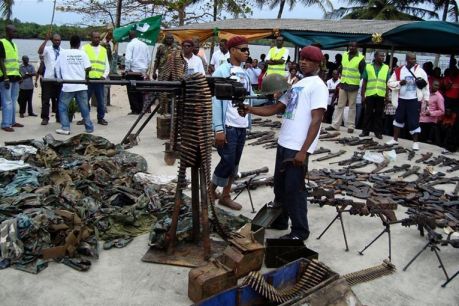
[1,24,459,241]
[0,24,148,134]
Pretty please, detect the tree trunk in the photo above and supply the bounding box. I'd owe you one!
[116,0,122,27]
[178,6,186,26]
[442,0,449,21]
[277,0,286,19]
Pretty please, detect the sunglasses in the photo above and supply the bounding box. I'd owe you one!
[234,47,250,53]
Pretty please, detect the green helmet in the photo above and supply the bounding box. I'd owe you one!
[260,74,290,95]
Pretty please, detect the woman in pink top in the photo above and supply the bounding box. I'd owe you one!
[419,80,445,143]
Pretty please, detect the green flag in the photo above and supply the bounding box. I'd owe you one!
[113,15,162,46]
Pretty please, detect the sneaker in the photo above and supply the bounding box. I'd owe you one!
[412,142,420,151]
[375,133,383,140]
[386,139,398,145]
[97,119,108,125]
[41,119,48,125]
[325,126,337,131]
[218,195,242,210]
[12,123,24,128]
[359,131,369,137]
[76,120,84,125]
[279,232,309,240]
[56,128,70,135]
[347,128,354,134]
[85,129,94,134]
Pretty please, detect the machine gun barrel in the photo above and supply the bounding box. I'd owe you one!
[42,78,183,92]
[236,167,269,179]
[43,77,269,103]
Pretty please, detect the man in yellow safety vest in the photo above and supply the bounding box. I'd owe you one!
[326,41,365,133]
[265,36,289,76]
[359,50,390,139]
[81,31,109,126]
[0,24,24,132]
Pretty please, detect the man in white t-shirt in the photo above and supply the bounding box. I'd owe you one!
[208,39,229,74]
[124,30,150,115]
[244,57,261,91]
[386,52,429,150]
[181,39,205,76]
[239,46,328,240]
[54,35,93,135]
[325,69,340,123]
[37,33,63,125]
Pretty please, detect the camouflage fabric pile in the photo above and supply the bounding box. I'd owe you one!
[0,134,247,273]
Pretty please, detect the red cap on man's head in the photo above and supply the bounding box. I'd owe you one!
[300,46,323,62]
[226,36,248,50]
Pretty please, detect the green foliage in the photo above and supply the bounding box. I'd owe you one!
[0,18,104,40]
[325,0,438,20]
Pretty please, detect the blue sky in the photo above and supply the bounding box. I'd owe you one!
[11,0,329,26]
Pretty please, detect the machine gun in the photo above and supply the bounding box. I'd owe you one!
[42,77,267,148]
[232,175,274,193]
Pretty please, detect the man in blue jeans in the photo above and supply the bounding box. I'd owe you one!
[54,35,93,135]
[0,24,24,132]
[80,31,109,126]
[239,46,328,240]
[210,36,254,211]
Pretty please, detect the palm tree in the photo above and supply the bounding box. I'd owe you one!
[255,0,334,19]
[0,0,14,21]
[431,0,458,22]
[325,0,438,20]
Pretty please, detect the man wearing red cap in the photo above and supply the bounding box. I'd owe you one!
[210,35,254,210]
[239,45,328,240]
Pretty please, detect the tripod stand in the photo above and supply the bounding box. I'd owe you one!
[232,174,258,213]
[316,205,350,251]
[358,215,400,261]
[403,226,450,284]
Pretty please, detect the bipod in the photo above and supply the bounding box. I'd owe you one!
[403,226,450,283]
[358,215,400,262]
[316,204,350,251]
[442,269,458,287]
[233,174,257,213]
[120,94,160,148]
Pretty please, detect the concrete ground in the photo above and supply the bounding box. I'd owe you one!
[1,86,458,306]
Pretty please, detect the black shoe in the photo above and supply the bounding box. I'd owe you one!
[76,120,84,125]
[41,119,48,125]
[128,112,140,115]
[98,119,108,125]
[375,133,383,139]
[29,113,38,117]
[359,131,369,137]
[325,126,337,131]
[19,114,25,118]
